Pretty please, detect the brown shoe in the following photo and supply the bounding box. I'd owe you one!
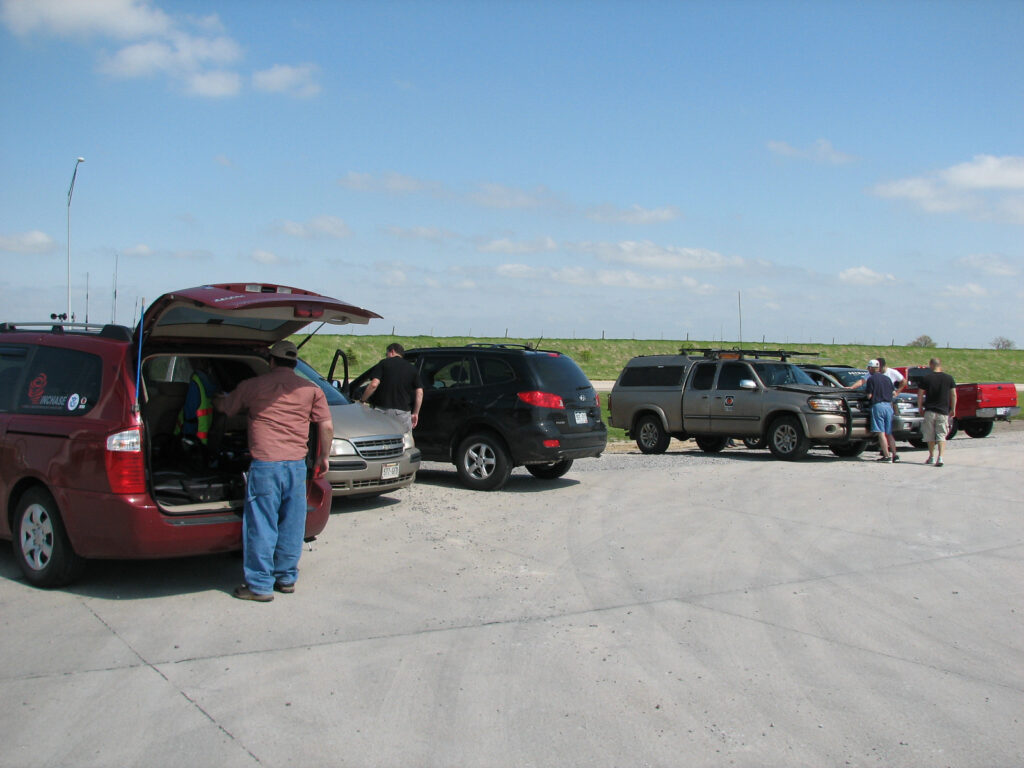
[274,581,296,594]
[233,584,273,602]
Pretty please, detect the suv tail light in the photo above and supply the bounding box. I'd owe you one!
[518,391,565,409]
[105,427,146,494]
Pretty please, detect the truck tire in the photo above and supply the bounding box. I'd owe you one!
[963,420,993,438]
[635,414,670,454]
[742,436,767,450]
[695,435,729,453]
[830,440,868,458]
[767,415,810,461]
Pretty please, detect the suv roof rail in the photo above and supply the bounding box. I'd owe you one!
[679,347,820,362]
[0,321,133,340]
[463,342,562,354]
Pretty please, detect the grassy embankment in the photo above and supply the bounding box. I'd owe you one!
[295,334,1024,441]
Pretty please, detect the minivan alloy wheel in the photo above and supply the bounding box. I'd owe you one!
[20,502,54,571]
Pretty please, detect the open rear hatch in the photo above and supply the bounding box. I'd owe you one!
[138,283,380,514]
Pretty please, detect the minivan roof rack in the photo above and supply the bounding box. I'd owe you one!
[0,321,132,340]
[679,348,820,362]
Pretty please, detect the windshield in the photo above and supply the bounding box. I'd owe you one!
[752,362,818,387]
[829,368,868,386]
[295,358,350,405]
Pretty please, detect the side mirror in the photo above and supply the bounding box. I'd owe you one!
[739,379,757,390]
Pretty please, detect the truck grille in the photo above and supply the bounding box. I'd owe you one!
[351,435,405,460]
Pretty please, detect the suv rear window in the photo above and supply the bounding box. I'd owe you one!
[527,353,591,391]
[619,365,685,387]
[18,346,102,415]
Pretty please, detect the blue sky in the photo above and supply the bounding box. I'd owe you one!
[1,0,1022,349]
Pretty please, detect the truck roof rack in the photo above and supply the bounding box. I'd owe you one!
[679,347,820,362]
[0,321,133,341]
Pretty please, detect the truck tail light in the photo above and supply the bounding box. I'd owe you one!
[518,391,565,409]
[105,427,146,494]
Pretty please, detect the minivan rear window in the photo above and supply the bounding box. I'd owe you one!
[18,347,102,416]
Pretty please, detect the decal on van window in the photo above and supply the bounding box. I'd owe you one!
[28,373,47,404]
[68,393,81,410]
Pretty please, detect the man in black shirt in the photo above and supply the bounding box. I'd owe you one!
[360,343,423,432]
[917,357,957,467]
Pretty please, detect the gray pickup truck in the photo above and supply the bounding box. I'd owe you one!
[608,349,874,460]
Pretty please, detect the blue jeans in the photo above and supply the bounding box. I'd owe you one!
[870,402,894,434]
[243,460,308,594]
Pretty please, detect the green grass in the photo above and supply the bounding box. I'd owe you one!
[296,333,1024,387]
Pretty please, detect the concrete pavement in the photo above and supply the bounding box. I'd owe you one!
[1,427,1022,767]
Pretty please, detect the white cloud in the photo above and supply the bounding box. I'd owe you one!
[496,263,714,293]
[943,282,987,298]
[386,226,460,242]
[214,154,232,167]
[468,182,554,210]
[251,249,278,264]
[873,155,1024,223]
[838,266,896,286]
[941,155,1024,190]
[956,253,1018,277]
[279,215,350,239]
[576,240,742,270]
[253,63,321,98]
[122,243,153,257]
[339,171,442,195]
[767,138,855,165]
[1,0,171,39]
[586,204,681,224]
[478,236,558,255]
[0,230,56,254]
[185,69,241,98]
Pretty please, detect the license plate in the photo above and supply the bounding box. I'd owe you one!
[381,462,400,480]
[997,407,1008,416]
[574,410,588,425]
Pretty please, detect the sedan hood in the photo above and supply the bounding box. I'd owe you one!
[142,283,381,343]
[329,402,406,439]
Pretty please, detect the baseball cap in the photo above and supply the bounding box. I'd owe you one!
[269,340,298,360]
[867,358,879,368]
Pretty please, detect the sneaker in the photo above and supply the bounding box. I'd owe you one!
[876,456,891,462]
[925,457,934,465]
[936,459,944,467]
[233,584,273,602]
[274,581,296,594]
[891,454,900,463]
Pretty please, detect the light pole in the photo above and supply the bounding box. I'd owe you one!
[66,157,84,321]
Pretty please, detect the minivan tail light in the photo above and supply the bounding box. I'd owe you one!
[518,391,564,409]
[105,427,146,494]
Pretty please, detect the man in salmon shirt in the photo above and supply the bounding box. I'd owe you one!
[215,340,333,601]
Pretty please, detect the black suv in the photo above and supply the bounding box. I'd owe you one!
[354,344,606,490]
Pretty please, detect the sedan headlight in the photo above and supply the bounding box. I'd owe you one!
[807,397,845,413]
[403,431,415,450]
[330,438,357,456]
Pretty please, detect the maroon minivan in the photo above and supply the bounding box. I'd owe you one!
[0,283,380,587]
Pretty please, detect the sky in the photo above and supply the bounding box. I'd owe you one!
[1,0,1022,349]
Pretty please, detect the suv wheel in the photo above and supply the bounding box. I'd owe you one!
[13,488,85,587]
[742,436,767,450]
[635,414,670,454]
[456,433,512,491]
[526,459,573,480]
[767,415,810,460]
[830,440,868,458]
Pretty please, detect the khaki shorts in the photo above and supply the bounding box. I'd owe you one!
[922,410,949,442]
